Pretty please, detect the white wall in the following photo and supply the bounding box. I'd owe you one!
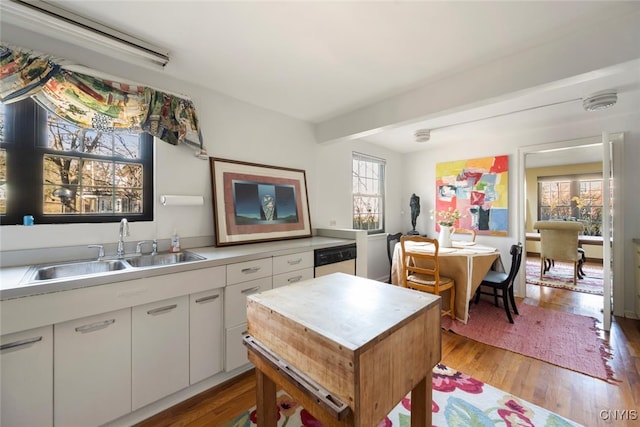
[0,27,318,255]
[399,109,640,317]
[314,139,404,281]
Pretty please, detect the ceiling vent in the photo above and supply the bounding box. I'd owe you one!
[582,91,617,112]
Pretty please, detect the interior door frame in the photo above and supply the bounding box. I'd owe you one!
[516,133,625,327]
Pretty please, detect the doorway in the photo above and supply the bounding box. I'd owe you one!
[517,133,624,331]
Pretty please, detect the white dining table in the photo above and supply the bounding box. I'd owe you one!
[391,241,502,323]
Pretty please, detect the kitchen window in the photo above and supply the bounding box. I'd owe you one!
[0,98,153,225]
[352,151,385,234]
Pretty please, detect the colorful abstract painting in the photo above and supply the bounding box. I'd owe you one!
[435,155,508,236]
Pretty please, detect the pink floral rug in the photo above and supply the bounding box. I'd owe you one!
[525,259,603,295]
[222,364,582,426]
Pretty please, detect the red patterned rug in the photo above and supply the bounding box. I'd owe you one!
[442,300,614,382]
[525,258,603,295]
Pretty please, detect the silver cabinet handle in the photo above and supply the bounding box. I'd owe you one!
[75,319,115,333]
[195,294,220,304]
[241,266,261,274]
[241,286,261,295]
[287,258,302,265]
[1,336,43,351]
[288,275,303,283]
[147,304,178,315]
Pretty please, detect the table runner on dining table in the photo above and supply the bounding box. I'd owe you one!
[391,241,503,323]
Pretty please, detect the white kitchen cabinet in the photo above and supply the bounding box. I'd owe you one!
[54,309,131,427]
[190,288,223,384]
[272,251,314,288]
[1,326,53,427]
[225,323,250,372]
[273,267,314,288]
[224,276,272,371]
[132,295,189,410]
[272,251,313,275]
[225,276,272,328]
[226,257,272,285]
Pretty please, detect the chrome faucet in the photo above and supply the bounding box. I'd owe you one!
[117,218,129,258]
[135,239,158,255]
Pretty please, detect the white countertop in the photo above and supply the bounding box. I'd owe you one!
[0,236,354,301]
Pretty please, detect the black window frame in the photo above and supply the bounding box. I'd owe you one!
[1,98,154,225]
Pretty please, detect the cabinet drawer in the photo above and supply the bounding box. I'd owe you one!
[273,267,314,289]
[227,258,272,285]
[225,323,250,372]
[273,251,313,275]
[1,326,53,427]
[225,277,272,328]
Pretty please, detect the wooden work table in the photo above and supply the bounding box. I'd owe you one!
[245,272,441,427]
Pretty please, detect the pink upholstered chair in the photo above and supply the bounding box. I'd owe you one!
[533,221,584,286]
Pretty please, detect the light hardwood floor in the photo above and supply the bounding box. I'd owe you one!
[138,260,640,427]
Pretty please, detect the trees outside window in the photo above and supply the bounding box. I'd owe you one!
[538,176,603,236]
[0,98,153,225]
[352,152,385,234]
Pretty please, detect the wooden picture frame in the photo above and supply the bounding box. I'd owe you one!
[210,157,312,246]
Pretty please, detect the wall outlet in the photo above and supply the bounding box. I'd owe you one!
[329,219,337,226]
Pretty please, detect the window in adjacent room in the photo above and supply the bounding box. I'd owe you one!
[0,98,154,225]
[352,152,385,234]
[538,174,603,236]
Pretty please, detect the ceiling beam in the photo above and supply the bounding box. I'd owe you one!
[314,7,640,144]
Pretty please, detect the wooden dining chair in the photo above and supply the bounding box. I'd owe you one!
[386,232,403,283]
[451,228,476,242]
[400,235,455,319]
[474,242,523,323]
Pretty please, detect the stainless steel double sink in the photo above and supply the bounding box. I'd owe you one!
[22,251,206,283]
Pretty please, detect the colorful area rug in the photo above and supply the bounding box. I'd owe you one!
[222,364,582,427]
[442,300,614,381]
[525,259,603,295]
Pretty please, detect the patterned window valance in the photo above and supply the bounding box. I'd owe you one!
[0,45,203,147]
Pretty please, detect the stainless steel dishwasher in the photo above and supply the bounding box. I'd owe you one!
[314,243,357,277]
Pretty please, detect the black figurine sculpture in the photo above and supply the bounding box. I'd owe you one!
[408,193,420,235]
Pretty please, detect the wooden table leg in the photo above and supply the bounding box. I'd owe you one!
[410,375,431,427]
[256,368,277,427]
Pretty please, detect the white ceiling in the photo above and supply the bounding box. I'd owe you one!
[3,1,640,160]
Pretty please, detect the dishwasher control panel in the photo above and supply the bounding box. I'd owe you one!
[314,244,357,267]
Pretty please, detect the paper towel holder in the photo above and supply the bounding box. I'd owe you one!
[160,195,204,206]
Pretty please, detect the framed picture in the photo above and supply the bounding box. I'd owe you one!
[210,157,312,246]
